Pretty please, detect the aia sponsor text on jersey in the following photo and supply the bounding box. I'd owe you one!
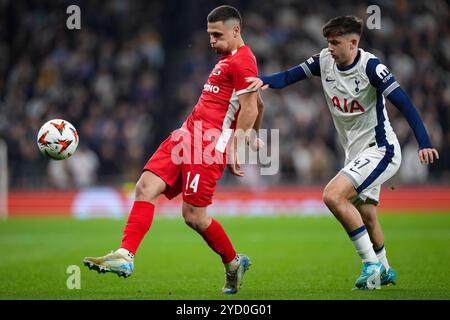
[331,96,365,113]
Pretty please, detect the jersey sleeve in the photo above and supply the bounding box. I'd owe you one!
[366,58,432,149]
[387,87,433,149]
[260,54,320,89]
[300,54,321,78]
[365,58,399,96]
[230,53,258,96]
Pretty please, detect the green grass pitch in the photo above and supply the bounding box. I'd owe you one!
[1,213,449,300]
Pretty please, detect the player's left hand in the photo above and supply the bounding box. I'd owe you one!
[418,148,439,164]
[246,77,269,91]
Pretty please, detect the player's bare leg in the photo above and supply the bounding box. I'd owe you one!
[182,201,251,294]
[182,202,212,231]
[358,203,396,286]
[83,171,166,277]
[323,174,384,289]
[323,174,365,232]
[134,170,168,203]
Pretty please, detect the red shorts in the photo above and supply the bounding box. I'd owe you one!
[144,131,227,207]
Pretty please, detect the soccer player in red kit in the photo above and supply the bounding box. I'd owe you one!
[83,5,264,294]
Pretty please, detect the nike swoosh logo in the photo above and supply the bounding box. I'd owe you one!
[184,193,195,196]
[326,77,335,82]
[349,168,360,175]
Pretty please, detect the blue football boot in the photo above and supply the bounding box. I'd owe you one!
[381,267,397,286]
[354,261,385,290]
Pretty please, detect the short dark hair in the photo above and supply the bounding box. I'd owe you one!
[322,16,363,38]
[207,5,242,27]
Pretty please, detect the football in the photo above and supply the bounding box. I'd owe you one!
[36,119,79,160]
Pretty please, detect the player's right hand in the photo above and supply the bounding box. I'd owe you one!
[246,77,269,91]
[227,149,244,177]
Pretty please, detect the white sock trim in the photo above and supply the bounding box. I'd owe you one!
[376,247,390,271]
[351,231,378,263]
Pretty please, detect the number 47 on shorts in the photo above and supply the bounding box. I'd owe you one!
[349,158,370,174]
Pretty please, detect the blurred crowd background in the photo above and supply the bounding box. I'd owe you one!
[0,0,449,190]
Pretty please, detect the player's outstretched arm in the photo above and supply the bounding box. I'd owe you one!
[246,54,320,90]
[246,65,309,90]
[246,77,269,91]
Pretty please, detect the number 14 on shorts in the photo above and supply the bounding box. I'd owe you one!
[185,171,200,194]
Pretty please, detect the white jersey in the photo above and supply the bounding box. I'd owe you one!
[281,47,436,203]
[302,48,400,163]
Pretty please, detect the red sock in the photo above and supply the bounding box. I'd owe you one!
[120,201,155,255]
[200,219,236,264]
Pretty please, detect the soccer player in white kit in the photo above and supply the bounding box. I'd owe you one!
[246,16,439,289]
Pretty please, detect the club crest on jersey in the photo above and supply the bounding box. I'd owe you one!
[332,96,365,113]
[212,69,221,76]
[354,79,360,93]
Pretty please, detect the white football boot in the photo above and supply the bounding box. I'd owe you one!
[83,248,134,278]
[222,254,251,294]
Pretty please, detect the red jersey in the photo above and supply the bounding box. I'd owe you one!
[184,45,258,153]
